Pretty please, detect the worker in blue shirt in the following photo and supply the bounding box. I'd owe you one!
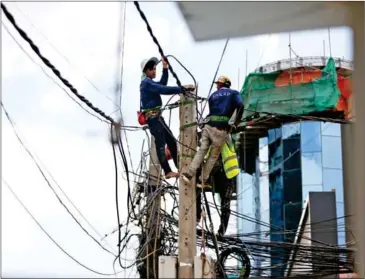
[140,56,194,179]
[182,75,243,186]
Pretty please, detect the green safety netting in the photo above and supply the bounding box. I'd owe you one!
[239,57,341,121]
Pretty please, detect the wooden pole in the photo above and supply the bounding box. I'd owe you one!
[146,138,162,279]
[178,90,197,278]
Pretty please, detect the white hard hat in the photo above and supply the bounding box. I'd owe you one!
[140,57,159,72]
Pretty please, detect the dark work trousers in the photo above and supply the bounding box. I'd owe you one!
[195,156,235,235]
[147,115,179,174]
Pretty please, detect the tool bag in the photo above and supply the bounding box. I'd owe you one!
[137,94,147,126]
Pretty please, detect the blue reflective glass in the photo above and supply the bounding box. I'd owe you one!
[259,177,270,212]
[323,168,344,202]
[322,136,343,169]
[301,152,323,185]
[260,209,271,237]
[282,123,300,139]
[336,202,346,246]
[321,122,341,137]
[301,121,322,153]
[238,213,256,241]
[302,185,323,204]
[268,127,282,144]
[338,235,346,246]
[240,186,254,215]
[259,137,268,147]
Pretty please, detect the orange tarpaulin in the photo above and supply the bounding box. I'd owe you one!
[274,68,352,119]
[274,69,322,87]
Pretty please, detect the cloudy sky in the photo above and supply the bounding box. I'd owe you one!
[1,1,352,278]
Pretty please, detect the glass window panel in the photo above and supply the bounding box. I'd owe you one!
[302,185,323,204]
[259,137,268,148]
[260,209,271,239]
[259,145,269,172]
[282,123,300,139]
[301,122,322,153]
[336,202,345,222]
[337,201,346,246]
[283,137,301,170]
[268,127,282,144]
[241,186,253,215]
[321,122,341,137]
[338,235,346,247]
[322,136,343,169]
[301,152,323,185]
[260,177,270,212]
[323,169,344,202]
[238,213,256,242]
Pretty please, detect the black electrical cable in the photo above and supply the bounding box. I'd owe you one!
[218,247,251,278]
[1,3,116,125]
[2,102,117,257]
[3,179,121,276]
[199,38,230,122]
[133,1,182,88]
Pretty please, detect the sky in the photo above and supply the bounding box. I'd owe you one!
[1,1,353,278]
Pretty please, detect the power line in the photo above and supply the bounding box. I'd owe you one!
[1,3,117,125]
[11,2,122,114]
[2,178,121,276]
[1,21,108,124]
[1,102,117,257]
[133,1,182,88]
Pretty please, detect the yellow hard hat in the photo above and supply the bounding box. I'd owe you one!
[214,75,231,86]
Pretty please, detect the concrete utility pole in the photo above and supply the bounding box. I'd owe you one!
[178,91,197,278]
[146,138,162,279]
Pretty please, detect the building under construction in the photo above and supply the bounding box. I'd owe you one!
[235,56,353,277]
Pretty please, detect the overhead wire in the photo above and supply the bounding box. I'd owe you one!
[3,178,121,277]
[1,21,108,125]
[11,2,123,115]
[1,102,118,257]
[1,3,117,125]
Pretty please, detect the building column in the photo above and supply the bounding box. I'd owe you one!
[341,125,355,249]
[349,2,365,277]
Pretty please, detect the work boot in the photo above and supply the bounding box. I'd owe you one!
[165,171,180,179]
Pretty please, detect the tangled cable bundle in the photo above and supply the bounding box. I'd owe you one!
[1,2,357,278]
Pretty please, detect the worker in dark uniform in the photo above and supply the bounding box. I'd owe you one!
[195,132,238,237]
[140,56,194,179]
[182,76,243,186]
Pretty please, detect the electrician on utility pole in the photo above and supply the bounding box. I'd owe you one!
[138,56,194,179]
[182,75,243,186]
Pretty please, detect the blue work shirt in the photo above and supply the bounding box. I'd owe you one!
[140,68,182,111]
[207,87,243,128]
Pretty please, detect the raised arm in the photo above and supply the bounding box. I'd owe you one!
[159,68,169,85]
[144,79,183,95]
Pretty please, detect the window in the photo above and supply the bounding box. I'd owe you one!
[260,177,270,212]
[323,169,344,203]
[282,123,300,139]
[259,137,268,148]
[321,122,341,137]
[322,136,343,169]
[336,202,346,246]
[302,152,323,185]
[260,209,271,241]
[268,127,282,144]
[301,122,322,153]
